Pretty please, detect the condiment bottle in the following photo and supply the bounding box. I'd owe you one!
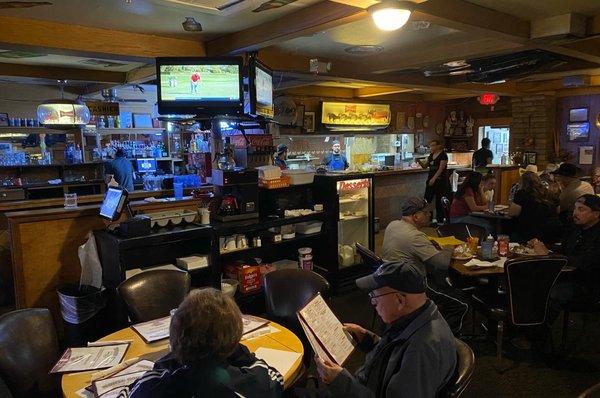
[481,235,494,260]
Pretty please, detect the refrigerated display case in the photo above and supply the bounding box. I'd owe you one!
[313,173,374,289]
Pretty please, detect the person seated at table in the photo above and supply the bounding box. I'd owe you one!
[481,173,497,205]
[592,166,600,195]
[508,171,561,244]
[552,163,594,223]
[381,197,469,334]
[119,288,283,398]
[449,171,493,236]
[310,260,456,398]
[531,194,600,307]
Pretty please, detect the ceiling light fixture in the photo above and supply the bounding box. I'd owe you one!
[369,0,413,31]
[37,81,90,128]
[182,17,203,32]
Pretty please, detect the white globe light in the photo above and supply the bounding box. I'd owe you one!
[370,1,412,31]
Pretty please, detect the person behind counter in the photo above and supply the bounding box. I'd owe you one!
[472,137,493,169]
[322,140,349,171]
[105,148,134,192]
[424,139,450,224]
[273,144,288,170]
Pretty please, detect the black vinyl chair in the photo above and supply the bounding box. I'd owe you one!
[0,308,59,398]
[579,381,600,398]
[437,222,487,244]
[117,269,191,323]
[355,242,383,271]
[439,338,475,398]
[471,256,567,360]
[263,269,330,366]
[441,196,452,225]
[560,300,600,355]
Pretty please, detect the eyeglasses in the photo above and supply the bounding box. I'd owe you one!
[368,291,404,305]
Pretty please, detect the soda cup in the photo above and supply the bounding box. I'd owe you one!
[467,237,478,254]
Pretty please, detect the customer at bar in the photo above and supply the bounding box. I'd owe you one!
[449,171,493,235]
[424,139,450,224]
[381,197,469,333]
[310,260,456,398]
[119,288,283,398]
[592,166,600,194]
[472,137,493,169]
[552,162,594,222]
[105,148,134,192]
[507,171,561,243]
[531,194,600,306]
[273,144,288,170]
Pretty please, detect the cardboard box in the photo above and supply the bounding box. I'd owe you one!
[224,263,262,294]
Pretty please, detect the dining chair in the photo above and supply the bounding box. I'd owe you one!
[560,299,600,356]
[117,269,191,323]
[441,196,452,225]
[356,242,384,271]
[0,308,59,398]
[437,222,486,244]
[439,338,475,398]
[263,269,330,366]
[578,380,600,398]
[471,255,567,360]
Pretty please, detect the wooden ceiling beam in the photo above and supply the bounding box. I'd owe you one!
[354,86,414,97]
[411,0,530,44]
[0,62,126,83]
[126,65,157,85]
[206,0,367,56]
[0,15,205,60]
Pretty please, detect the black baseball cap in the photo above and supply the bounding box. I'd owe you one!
[401,197,434,216]
[356,260,426,294]
[551,163,579,177]
[577,194,600,212]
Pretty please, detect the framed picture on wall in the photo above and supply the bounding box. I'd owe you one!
[303,111,315,133]
[579,146,594,165]
[523,151,537,165]
[567,122,590,141]
[569,108,588,122]
[294,105,305,128]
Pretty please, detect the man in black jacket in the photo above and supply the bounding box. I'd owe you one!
[313,260,456,397]
[531,194,600,305]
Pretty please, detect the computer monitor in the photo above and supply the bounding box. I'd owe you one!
[99,187,129,221]
[136,158,157,173]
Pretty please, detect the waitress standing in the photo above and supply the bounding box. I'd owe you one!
[424,139,449,224]
[322,140,348,171]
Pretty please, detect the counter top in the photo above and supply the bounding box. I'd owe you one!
[315,168,428,178]
[0,186,213,213]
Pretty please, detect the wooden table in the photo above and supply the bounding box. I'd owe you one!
[450,258,505,277]
[471,211,513,235]
[61,319,304,397]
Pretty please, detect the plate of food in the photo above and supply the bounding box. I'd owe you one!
[452,243,474,260]
[511,244,537,256]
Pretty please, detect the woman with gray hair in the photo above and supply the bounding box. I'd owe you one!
[118,288,283,398]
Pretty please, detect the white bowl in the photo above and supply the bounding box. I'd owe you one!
[221,279,239,297]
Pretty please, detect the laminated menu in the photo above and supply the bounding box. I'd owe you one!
[131,316,171,343]
[50,343,130,373]
[297,293,355,366]
[242,314,269,336]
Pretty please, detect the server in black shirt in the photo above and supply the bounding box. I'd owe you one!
[472,138,493,169]
[424,139,449,224]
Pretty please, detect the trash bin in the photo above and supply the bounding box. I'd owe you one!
[57,284,109,347]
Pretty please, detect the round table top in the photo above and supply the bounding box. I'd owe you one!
[61,318,304,397]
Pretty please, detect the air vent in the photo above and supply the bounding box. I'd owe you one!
[79,59,128,68]
[344,45,384,55]
[160,0,253,15]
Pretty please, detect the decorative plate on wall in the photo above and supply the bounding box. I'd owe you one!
[273,96,297,126]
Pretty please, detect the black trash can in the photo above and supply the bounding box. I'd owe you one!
[57,284,110,347]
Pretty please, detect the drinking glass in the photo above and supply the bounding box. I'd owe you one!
[64,193,78,208]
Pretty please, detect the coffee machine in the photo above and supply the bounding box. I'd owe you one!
[212,168,259,222]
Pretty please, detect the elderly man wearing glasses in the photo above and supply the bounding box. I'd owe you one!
[313,260,456,398]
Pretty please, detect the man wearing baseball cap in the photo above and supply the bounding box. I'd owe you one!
[314,260,456,397]
[552,163,594,221]
[381,197,469,333]
[531,194,600,306]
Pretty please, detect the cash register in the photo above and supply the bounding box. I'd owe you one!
[100,187,151,237]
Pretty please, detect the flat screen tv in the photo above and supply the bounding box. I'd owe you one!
[156,57,243,116]
[246,59,274,119]
[136,158,157,173]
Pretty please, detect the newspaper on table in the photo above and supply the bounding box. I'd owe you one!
[297,293,355,366]
[50,343,130,373]
[131,316,171,343]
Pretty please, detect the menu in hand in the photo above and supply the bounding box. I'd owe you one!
[297,293,355,366]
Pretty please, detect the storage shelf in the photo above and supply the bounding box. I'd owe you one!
[0,126,79,134]
[84,128,165,136]
[339,197,367,204]
[339,215,368,221]
[219,232,322,260]
[212,212,325,235]
[126,157,182,162]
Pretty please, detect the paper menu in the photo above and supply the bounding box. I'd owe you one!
[77,359,154,398]
[298,317,332,362]
[242,314,269,336]
[131,316,171,343]
[50,344,130,373]
[297,293,355,366]
[254,347,301,377]
[92,370,147,397]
